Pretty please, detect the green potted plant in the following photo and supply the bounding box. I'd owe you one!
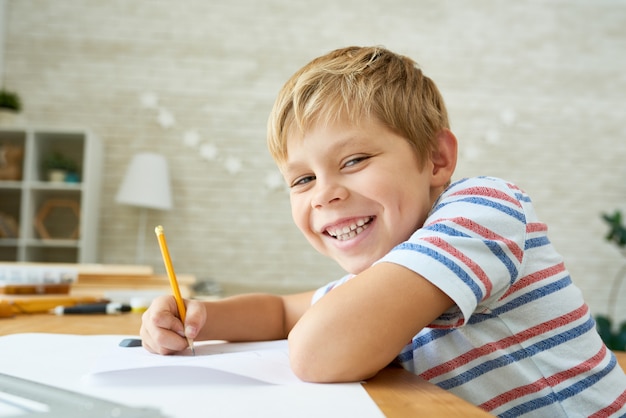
[0,88,22,111]
[0,88,22,126]
[42,152,79,183]
[595,209,626,351]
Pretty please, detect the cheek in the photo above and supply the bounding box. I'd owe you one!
[400,191,433,234]
[289,196,310,233]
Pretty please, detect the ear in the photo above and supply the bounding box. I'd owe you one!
[430,129,458,188]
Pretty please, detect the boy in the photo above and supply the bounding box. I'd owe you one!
[141,46,626,416]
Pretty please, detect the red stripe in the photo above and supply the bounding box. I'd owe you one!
[420,304,589,380]
[444,217,524,263]
[422,235,493,298]
[526,222,547,234]
[450,186,522,208]
[479,345,608,412]
[500,262,566,300]
[506,182,522,191]
[589,388,626,418]
[424,217,523,264]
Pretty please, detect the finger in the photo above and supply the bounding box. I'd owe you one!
[143,296,185,333]
[140,296,188,354]
[182,300,206,340]
[141,325,188,355]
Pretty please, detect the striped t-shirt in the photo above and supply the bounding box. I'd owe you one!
[312,176,626,417]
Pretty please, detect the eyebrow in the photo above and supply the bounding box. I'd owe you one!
[282,133,367,175]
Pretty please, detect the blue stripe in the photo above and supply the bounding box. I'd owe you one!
[438,311,460,321]
[433,196,526,224]
[451,177,472,187]
[422,223,519,284]
[436,317,595,390]
[525,236,550,250]
[482,239,518,285]
[469,276,574,325]
[396,328,456,363]
[425,223,470,238]
[515,192,532,203]
[397,277,573,364]
[396,350,414,364]
[498,354,618,418]
[394,242,484,302]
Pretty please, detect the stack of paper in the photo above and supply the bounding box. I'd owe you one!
[0,333,384,418]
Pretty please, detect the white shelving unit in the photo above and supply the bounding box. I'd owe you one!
[0,127,102,263]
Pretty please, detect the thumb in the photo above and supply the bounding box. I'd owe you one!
[183,300,206,339]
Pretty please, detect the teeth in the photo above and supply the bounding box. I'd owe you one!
[327,217,372,241]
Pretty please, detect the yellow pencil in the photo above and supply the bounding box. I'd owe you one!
[154,225,195,355]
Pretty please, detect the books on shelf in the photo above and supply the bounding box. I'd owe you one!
[0,262,197,315]
[0,263,78,294]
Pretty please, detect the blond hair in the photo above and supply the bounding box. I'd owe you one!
[267,46,449,167]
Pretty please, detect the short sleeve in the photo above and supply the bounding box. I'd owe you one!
[311,273,354,304]
[376,177,529,327]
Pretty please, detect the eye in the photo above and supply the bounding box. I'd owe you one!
[343,155,369,168]
[290,174,316,188]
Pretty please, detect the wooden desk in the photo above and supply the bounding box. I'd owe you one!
[0,313,493,417]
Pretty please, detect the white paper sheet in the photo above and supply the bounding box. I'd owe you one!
[0,333,384,418]
[89,339,301,385]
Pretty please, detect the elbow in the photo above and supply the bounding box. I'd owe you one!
[288,339,379,383]
[289,354,336,383]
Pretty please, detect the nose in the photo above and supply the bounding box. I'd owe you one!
[311,176,348,208]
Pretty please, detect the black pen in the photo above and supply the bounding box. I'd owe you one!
[53,302,131,315]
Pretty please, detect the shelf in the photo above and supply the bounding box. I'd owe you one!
[0,180,22,189]
[28,181,83,191]
[0,128,102,263]
[24,247,79,263]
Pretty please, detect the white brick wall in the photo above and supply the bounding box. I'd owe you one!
[2,0,625,322]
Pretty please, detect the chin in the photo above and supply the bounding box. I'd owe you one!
[338,259,372,276]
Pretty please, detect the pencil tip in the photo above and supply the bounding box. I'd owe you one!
[187,337,195,356]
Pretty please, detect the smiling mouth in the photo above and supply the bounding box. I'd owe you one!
[326,216,374,241]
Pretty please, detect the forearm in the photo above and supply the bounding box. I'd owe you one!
[288,263,454,383]
[195,293,289,342]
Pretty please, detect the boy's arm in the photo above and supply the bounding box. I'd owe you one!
[140,291,314,354]
[195,291,314,341]
[288,262,454,383]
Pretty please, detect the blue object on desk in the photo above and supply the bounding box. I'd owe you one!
[119,338,142,347]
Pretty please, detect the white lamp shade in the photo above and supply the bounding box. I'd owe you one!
[115,152,173,210]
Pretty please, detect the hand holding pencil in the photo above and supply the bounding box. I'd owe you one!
[154,225,195,355]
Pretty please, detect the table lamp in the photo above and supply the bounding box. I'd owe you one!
[115,152,173,264]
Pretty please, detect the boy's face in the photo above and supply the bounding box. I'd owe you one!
[281,116,441,275]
